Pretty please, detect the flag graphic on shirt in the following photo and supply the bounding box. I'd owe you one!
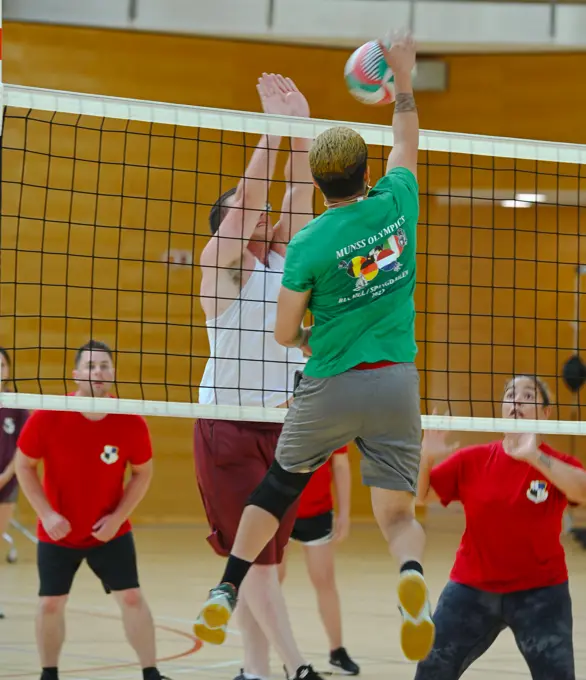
[342,254,379,289]
[376,230,406,272]
[338,227,408,291]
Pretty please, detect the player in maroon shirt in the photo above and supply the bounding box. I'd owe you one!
[15,340,171,680]
[0,347,29,618]
[415,375,586,680]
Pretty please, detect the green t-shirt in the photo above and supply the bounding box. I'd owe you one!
[282,167,419,378]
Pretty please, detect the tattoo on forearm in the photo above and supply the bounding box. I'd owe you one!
[394,93,417,113]
[538,453,553,469]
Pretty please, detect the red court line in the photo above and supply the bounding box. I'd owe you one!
[0,607,202,678]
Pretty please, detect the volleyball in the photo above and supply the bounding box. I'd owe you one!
[344,40,395,106]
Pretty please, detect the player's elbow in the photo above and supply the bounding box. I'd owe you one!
[275,321,301,347]
[567,475,586,505]
[131,461,153,483]
[274,326,293,347]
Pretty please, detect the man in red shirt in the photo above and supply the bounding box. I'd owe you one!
[414,375,586,680]
[15,340,171,680]
[279,445,360,675]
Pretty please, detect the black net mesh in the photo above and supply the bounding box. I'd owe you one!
[2,106,586,424]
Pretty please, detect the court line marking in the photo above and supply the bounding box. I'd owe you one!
[5,596,585,678]
[0,600,202,679]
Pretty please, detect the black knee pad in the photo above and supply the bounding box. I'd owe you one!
[246,460,313,521]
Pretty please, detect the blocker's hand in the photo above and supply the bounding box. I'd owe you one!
[42,510,72,541]
[257,73,310,118]
[422,409,460,459]
[92,514,123,543]
[503,432,538,461]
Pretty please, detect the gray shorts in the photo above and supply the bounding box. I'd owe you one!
[275,362,421,493]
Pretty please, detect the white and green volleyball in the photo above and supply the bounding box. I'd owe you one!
[344,40,395,106]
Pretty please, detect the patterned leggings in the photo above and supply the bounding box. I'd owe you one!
[414,580,574,680]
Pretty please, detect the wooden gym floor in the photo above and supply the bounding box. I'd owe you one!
[2,511,586,679]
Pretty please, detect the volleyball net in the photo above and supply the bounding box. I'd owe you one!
[2,84,586,436]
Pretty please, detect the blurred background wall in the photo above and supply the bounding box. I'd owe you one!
[3,1,586,523]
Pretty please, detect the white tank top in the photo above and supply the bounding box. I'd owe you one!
[199,251,306,408]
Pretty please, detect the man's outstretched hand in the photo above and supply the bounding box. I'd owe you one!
[257,73,310,118]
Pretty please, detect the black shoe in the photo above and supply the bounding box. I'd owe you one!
[288,665,324,679]
[233,670,261,680]
[0,608,4,620]
[329,647,360,675]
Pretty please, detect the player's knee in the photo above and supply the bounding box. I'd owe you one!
[118,587,143,609]
[372,488,415,525]
[246,460,313,521]
[38,595,67,616]
[309,562,335,591]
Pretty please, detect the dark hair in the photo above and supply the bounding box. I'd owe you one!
[504,375,552,407]
[313,158,368,201]
[0,347,11,367]
[209,187,238,234]
[75,340,113,367]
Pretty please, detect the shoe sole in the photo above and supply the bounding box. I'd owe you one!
[398,572,427,618]
[329,661,360,676]
[192,619,226,645]
[398,573,435,662]
[202,600,232,630]
[400,618,435,662]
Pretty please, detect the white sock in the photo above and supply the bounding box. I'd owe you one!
[243,674,268,680]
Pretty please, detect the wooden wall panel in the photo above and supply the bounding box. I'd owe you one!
[5,23,586,143]
[3,22,586,523]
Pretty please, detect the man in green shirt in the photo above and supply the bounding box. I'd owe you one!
[194,33,434,666]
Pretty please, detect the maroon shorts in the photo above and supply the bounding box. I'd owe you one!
[193,418,298,566]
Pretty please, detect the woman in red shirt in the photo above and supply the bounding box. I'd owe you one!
[415,375,586,680]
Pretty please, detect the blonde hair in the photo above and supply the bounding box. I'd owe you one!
[309,126,368,199]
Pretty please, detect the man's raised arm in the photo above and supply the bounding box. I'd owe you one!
[201,130,282,269]
[270,77,314,256]
[383,33,419,178]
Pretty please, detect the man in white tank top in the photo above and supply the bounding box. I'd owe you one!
[193,74,322,680]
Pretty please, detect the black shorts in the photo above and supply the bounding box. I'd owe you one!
[37,532,140,597]
[290,510,334,546]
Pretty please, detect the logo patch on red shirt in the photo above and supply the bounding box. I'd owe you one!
[526,480,549,504]
[100,445,119,465]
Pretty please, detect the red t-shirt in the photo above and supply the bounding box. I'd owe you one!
[296,446,348,519]
[430,440,582,593]
[18,409,152,549]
